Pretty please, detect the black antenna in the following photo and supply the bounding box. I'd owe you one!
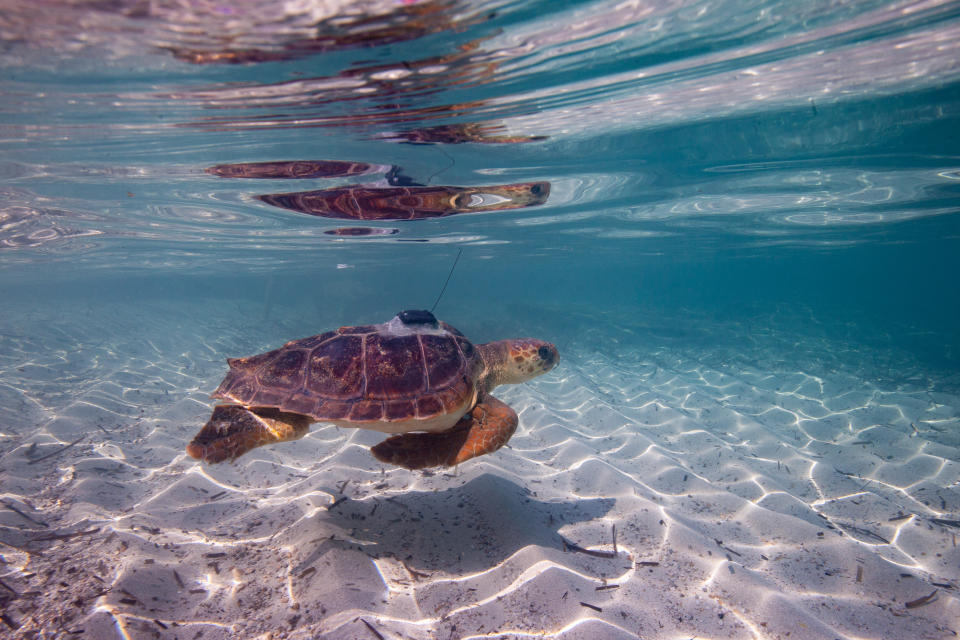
[430,248,463,313]
[425,146,456,185]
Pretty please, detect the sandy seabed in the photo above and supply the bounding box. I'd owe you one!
[0,299,958,639]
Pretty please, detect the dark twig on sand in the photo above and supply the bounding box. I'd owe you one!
[0,539,40,556]
[931,518,960,529]
[30,527,100,542]
[836,524,890,545]
[172,570,185,589]
[360,618,385,640]
[1,612,18,631]
[401,559,430,581]
[1,501,48,528]
[327,496,348,511]
[26,435,86,465]
[560,536,617,559]
[905,590,938,609]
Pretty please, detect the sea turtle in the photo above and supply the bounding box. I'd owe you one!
[257,181,550,221]
[186,309,558,470]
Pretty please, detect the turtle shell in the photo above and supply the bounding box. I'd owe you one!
[211,313,482,431]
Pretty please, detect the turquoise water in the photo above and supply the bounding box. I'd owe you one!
[2,1,959,353]
[2,1,960,638]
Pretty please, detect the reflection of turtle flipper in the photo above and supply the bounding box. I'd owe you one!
[371,395,517,469]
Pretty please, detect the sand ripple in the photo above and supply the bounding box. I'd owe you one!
[0,302,957,638]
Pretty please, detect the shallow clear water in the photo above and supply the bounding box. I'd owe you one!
[1,1,959,638]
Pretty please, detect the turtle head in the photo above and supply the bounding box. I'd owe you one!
[481,338,559,388]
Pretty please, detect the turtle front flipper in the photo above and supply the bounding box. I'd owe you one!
[187,405,310,464]
[371,395,518,470]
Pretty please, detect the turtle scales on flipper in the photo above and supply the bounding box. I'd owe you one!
[187,310,558,470]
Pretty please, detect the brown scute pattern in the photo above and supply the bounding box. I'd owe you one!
[317,400,351,420]
[416,396,444,417]
[435,383,469,413]
[210,320,480,424]
[285,331,335,350]
[228,350,274,370]
[421,334,462,389]
[281,393,317,415]
[364,334,425,399]
[214,375,258,404]
[251,388,285,407]
[256,349,307,389]
[385,399,416,420]
[350,401,383,421]
[306,335,364,398]
[337,324,377,335]
[455,336,475,358]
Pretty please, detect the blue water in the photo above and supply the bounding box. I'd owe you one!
[2,1,960,638]
[2,0,959,351]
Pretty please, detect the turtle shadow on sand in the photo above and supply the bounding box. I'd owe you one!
[300,473,617,575]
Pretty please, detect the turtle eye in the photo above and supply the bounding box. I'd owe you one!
[537,345,553,362]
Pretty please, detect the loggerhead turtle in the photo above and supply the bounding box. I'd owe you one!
[186,309,558,470]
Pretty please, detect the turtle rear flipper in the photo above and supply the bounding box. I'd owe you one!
[187,405,310,463]
[371,395,518,469]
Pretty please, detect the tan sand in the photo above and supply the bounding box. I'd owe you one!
[0,301,957,638]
